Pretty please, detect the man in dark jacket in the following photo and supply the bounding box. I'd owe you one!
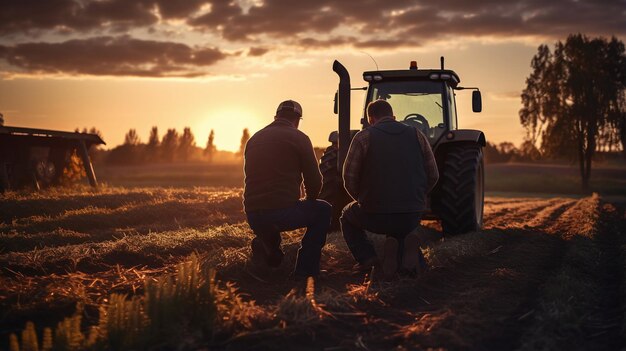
[341,99,439,279]
[244,100,331,279]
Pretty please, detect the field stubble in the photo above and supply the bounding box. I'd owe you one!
[0,186,625,350]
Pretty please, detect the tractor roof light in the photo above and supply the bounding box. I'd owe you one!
[410,61,418,70]
[364,75,373,81]
[373,75,383,81]
[429,73,440,80]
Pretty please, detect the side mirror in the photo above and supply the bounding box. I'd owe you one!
[472,90,482,113]
[333,91,338,114]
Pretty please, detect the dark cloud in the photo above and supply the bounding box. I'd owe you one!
[0,0,624,77]
[247,47,269,56]
[189,0,625,43]
[188,1,410,41]
[1,0,623,40]
[0,0,205,35]
[0,36,228,77]
[297,37,355,48]
[392,0,626,39]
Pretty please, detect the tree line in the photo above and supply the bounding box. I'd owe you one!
[100,127,250,165]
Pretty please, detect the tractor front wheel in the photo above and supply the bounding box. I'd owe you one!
[432,143,484,235]
[319,145,352,230]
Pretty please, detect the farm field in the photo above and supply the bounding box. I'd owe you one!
[1,183,625,350]
[95,161,626,195]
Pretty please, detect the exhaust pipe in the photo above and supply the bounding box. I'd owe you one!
[333,60,351,175]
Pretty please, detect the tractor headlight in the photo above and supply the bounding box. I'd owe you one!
[373,75,383,81]
[429,73,440,80]
[363,75,373,81]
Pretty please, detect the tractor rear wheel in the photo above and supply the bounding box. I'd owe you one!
[319,145,352,230]
[433,143,484,235]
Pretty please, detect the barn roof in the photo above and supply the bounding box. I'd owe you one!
[0,125,105,145]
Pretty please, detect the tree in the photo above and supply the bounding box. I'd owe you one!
[238,128,250,159]
[178,127,196,161]
[124,129,141,146]
[161,129,179,162]
[519,140,542,161]
[498,142,517,159]
[204,129,216,162]
[605,39,626,156]
[146,126,160,161]
[0,113,4,126]
[520,34,626,191]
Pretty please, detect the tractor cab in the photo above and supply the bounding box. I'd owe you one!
[362,62,467,146]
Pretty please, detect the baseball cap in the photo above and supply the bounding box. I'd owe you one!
[276,100,303,117]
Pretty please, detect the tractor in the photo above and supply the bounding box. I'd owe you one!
[319,58,485,235]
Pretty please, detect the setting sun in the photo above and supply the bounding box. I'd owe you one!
[197,107,264,152]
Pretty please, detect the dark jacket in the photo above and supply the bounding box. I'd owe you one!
[243,119,322,212]
[353,119,429,213]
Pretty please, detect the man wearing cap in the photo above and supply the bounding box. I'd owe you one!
[341,99,439,279]
[243,100,332,279]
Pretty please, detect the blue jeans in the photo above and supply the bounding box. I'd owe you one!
[246,199,332,276]
[340,201,422,264]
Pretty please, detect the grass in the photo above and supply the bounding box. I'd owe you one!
[92,160,626,196]
[96,162,244,188]
[486,163,626,196]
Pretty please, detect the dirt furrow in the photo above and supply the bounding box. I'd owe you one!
[484,197,571,228]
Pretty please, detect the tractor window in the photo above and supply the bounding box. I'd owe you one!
[368,81,445,141]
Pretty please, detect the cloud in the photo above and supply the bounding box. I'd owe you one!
[0,36,228,77]
[247,47,269,56]
[0,0,624,77]
[0,0,210,35]
[392,0,626,39]
[3,0,623,40]
[187,0,625,43]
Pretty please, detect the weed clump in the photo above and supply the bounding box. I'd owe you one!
[7,253,262,350]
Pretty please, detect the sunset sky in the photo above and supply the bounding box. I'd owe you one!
[0,0,624,151]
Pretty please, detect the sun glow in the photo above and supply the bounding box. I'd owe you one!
[196,107,264,152]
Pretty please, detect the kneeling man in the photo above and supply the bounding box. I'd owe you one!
[243,100,331,279]
[341,100,439,278]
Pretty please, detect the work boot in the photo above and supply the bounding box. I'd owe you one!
[382,236,399,280]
